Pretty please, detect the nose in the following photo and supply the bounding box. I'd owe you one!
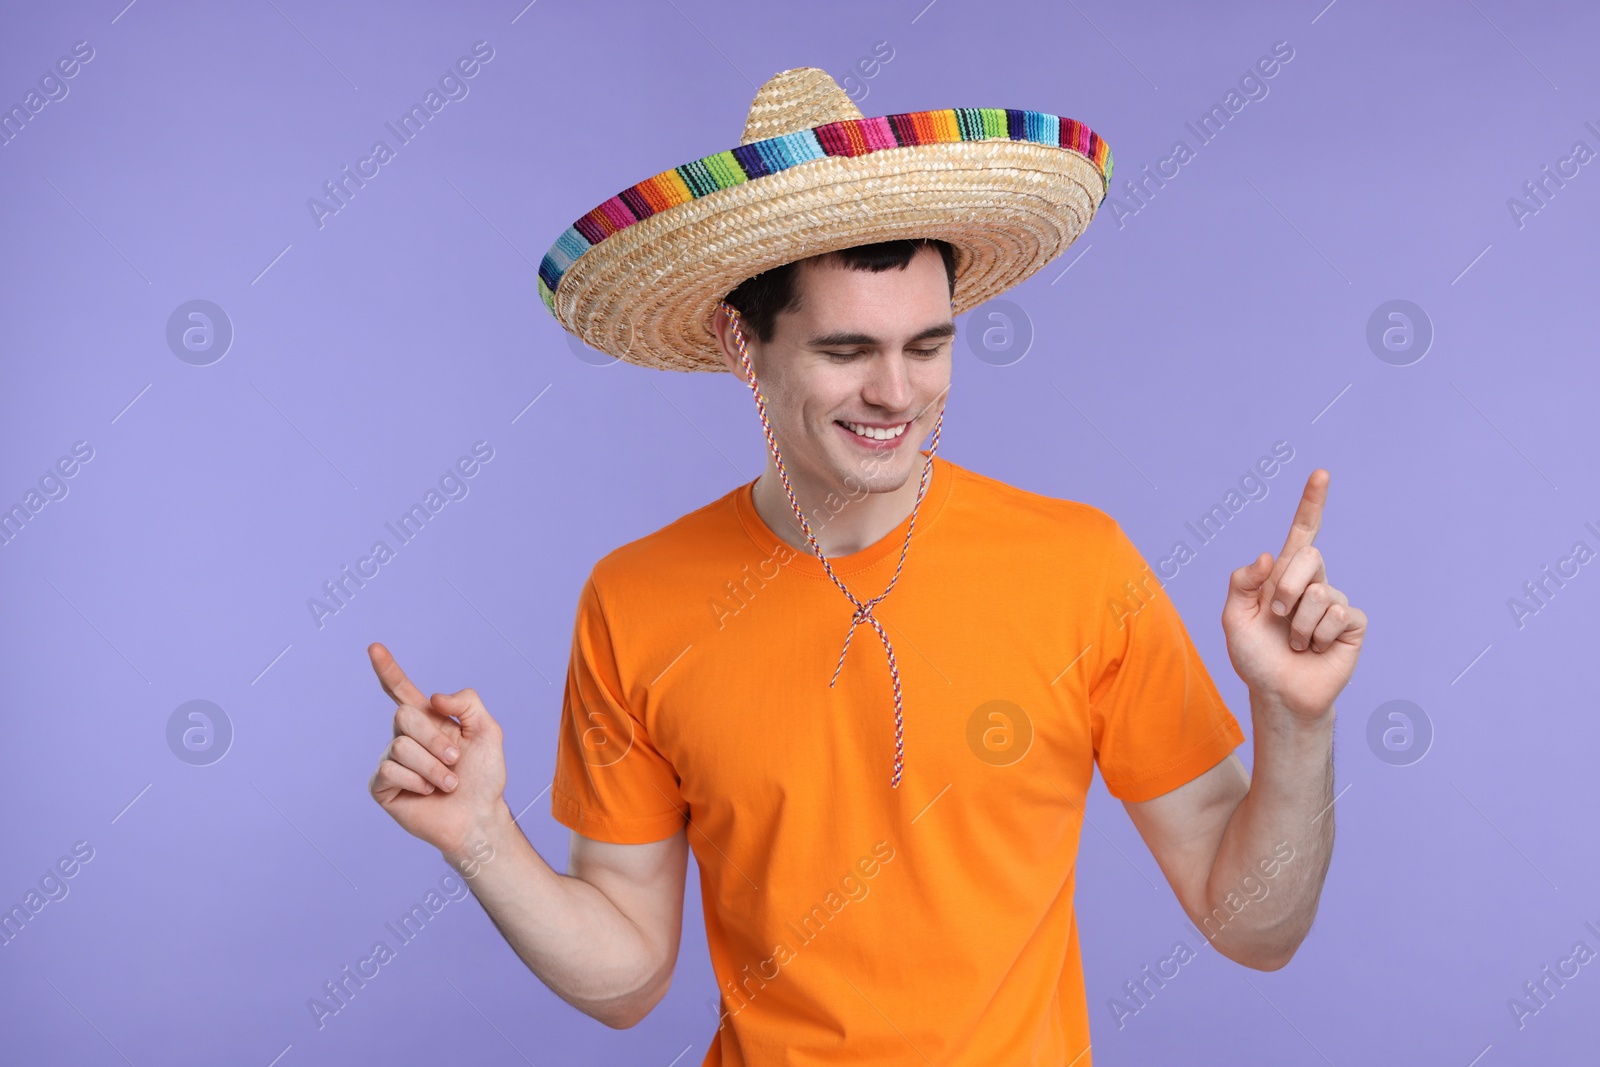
[860,350,916,413]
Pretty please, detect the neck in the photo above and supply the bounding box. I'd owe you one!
[751,450,934,558]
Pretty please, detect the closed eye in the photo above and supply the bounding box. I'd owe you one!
[824,348,944,362]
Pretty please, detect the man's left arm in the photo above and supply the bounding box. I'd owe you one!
[1123,468,1365,971]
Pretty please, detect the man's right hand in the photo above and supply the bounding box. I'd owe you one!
[366,641,509,859]
[363,643,688,1029]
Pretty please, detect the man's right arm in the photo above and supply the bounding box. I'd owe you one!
[443,807,688,1029]
[365,642,688,1029]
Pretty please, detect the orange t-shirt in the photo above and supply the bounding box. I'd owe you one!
[550,452,1245,1066]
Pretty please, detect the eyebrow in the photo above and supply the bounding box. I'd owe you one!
[805,321,956,349]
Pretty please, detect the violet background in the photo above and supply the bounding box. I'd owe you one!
[2,0,1597,1063]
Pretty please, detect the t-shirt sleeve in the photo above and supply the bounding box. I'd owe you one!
[549,574,689,844]
[1088,519,1246,803]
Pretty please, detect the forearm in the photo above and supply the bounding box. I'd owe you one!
[1201,692,1335,969]
[441,801,668,1026]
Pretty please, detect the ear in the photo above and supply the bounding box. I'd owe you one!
[711,302,751,379]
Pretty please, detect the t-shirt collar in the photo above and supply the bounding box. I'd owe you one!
[733,450,955,578]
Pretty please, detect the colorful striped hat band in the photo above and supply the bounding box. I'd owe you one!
[718,299,946,788]
[539,107,1110,309]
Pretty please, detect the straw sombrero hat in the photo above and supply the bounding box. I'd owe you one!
[538,66,1112,372]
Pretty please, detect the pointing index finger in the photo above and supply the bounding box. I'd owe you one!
[368,642,429,709]
[1267,469,1330,588]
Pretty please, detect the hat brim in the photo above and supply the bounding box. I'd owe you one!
[542,116,1111,372]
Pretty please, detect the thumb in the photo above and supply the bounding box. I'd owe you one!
[431,687,497,737]
[1225,553,1273,614]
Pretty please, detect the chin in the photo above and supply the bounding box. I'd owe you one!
[838,449,915,495]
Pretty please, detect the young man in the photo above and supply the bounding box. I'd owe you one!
[366,70,1365,1065]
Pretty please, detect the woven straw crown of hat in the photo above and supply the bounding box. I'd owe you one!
[538,67,1113,372]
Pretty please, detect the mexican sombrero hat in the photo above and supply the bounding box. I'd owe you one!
[537,67,1112,372]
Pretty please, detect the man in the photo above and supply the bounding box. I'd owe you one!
[366,69,1365,1065]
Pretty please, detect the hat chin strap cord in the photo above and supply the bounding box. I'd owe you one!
[717,299,947,789]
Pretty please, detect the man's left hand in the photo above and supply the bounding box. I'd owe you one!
[1221,468,1366,720]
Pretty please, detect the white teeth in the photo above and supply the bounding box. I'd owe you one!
[842,421,907,441]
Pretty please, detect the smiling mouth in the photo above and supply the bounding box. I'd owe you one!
[836,419,910,442]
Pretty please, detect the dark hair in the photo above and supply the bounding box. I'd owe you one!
[722,238,958,344]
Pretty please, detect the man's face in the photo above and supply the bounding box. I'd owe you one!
[718,245,954,498]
